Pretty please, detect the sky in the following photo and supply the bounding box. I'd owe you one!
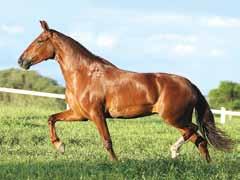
[0,0,240,94]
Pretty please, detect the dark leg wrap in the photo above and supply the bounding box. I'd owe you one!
[195,136,205,147]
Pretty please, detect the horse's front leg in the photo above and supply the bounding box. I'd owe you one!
[89,108,117,161]
[48,109,85,153]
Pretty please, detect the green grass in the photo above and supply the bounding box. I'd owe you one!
[0,104,239,180]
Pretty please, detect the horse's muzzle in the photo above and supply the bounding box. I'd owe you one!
[18,58,32,70]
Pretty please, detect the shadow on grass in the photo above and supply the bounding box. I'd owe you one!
[0,157,239,180]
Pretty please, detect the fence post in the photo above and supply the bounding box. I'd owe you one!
[220,107,226,124]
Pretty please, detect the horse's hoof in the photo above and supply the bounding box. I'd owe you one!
[110,156,118,161]
[54,141,65,154]
[170,146,180,159]
[206,155,211,163]
[171,152,179,159]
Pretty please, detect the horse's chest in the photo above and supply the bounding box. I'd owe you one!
[65,90,87,116]
[65,88,104,118]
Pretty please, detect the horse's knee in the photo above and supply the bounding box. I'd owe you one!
[48,115,56,125]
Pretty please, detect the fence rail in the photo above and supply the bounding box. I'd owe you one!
[212,107,240,124]
[0,87,65,99]
[0,87,240,124]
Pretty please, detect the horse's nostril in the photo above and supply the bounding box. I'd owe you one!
[18,58,22,65]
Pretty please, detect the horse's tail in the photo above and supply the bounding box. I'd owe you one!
[192,84,234,151]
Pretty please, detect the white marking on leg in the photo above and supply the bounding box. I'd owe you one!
[170,137,185,159]
[54,141,65,154]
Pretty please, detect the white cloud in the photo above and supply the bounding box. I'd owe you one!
[70,31,118,49]
[202,16,240,28]
[148,33,198,43]
[172,44,196,56]
[133,14,193,24]
[78,8,193,25]
[70,31,93,45]
[96,35,117,49]
[1,24,24,34]
[142,44,168,55]
[80,8,240,29]
[143,43,197,57]
[209,49,225,57]
[143,33,198,56]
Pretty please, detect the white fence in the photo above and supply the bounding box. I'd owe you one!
[0,87,66,108]
[0,87,65,99]
[212,107,240,124]
[0,87,240,124]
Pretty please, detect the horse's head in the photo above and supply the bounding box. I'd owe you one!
[18,20,55,70]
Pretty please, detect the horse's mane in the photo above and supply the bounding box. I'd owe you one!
[51,29,117,67]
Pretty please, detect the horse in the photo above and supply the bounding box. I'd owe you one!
[18,20,233,162]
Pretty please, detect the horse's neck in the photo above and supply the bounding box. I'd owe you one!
[52,32,117,86]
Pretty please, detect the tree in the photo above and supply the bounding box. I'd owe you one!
[208,81,240,110]
[0,68,65,109]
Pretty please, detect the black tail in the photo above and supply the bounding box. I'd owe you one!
[193,84,234,151]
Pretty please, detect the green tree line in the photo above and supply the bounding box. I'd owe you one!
[208,81,240,110]
[0,68,65,109]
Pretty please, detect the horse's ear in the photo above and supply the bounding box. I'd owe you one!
[40,20,50,31]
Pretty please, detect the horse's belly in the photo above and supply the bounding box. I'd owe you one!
[108,105,153,118]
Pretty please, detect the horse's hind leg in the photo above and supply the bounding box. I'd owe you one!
[170,123,198,159]
[172,124,211,162]
[188,133,211,162]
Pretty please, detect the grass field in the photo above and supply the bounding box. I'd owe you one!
[0,104,239,180]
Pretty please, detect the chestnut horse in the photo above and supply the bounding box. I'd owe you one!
[18,21,233,162]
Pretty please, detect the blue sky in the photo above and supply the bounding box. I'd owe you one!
[0,1,240,94]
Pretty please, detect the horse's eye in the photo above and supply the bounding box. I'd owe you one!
[37,40,44,44]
